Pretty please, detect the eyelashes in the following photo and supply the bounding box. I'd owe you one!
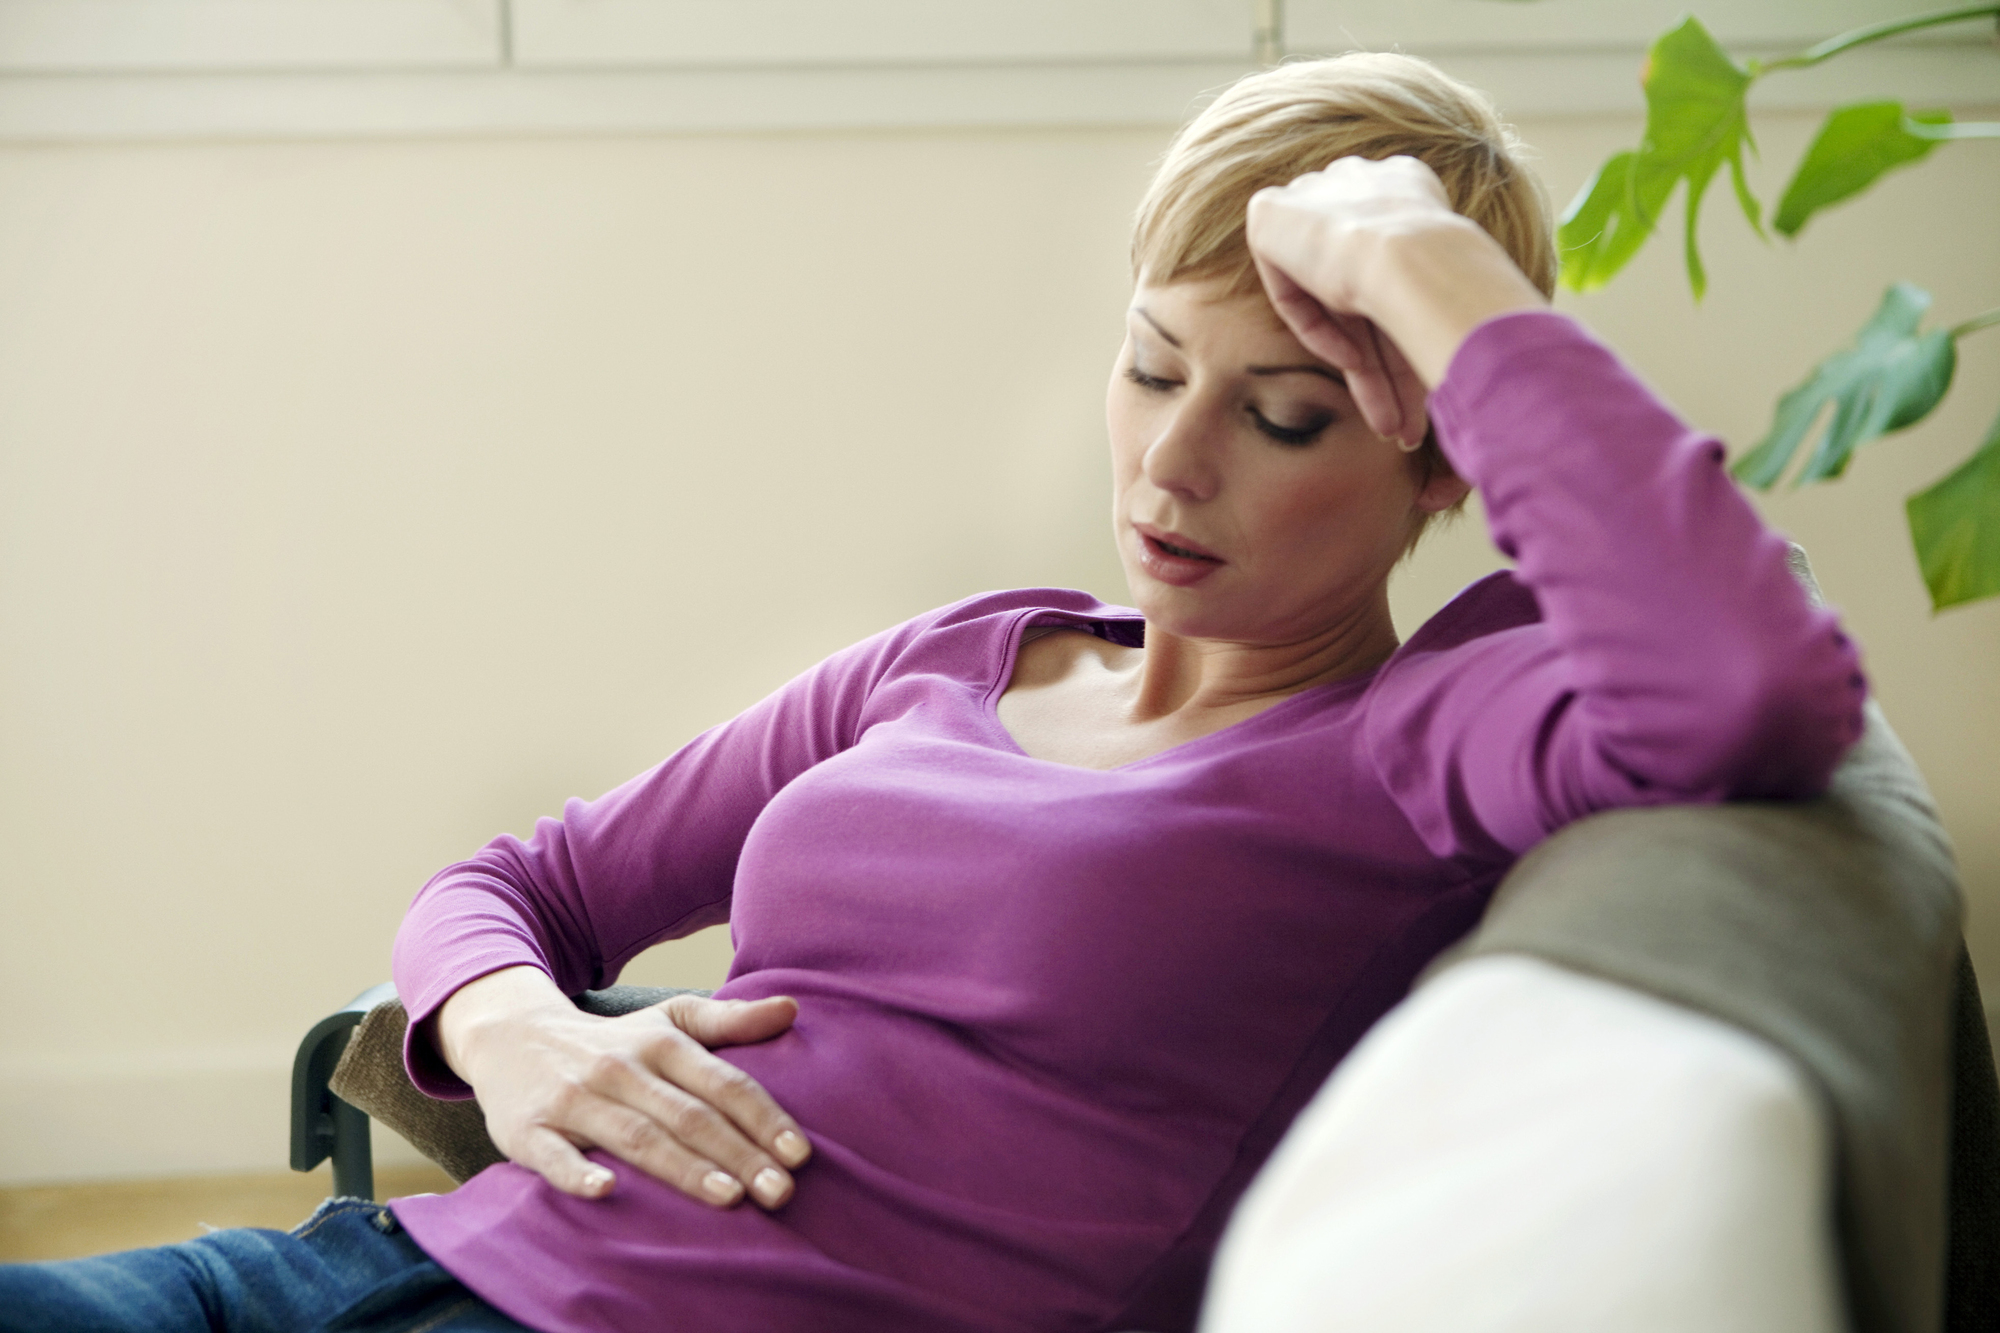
[1122,364,1334,446]
[1124,365,1176,393]
[1249,411,1331,446]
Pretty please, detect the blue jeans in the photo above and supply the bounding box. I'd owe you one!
[0,1196,539,1332]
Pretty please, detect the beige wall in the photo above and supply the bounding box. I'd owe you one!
[2,107,1995,1183]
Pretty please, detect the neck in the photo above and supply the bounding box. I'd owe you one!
[1127,591,1400,722]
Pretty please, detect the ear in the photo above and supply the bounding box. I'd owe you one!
[1415,469,1471,514]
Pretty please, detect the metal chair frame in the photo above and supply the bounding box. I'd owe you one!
[288,981,397,1199]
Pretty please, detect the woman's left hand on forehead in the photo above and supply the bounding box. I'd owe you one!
[1246,155,1456,449]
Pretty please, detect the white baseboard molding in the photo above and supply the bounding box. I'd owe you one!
[0,1053,429,1186]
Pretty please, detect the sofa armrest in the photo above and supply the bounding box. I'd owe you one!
[1439,701,1968,1333]
[1204,954,1844,1333]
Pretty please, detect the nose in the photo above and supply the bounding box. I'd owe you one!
[1142,398,1222,503]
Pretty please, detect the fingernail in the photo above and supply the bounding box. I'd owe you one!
[774,1130,809,1166]
[582,1167,614,1195]
[751,1168,789,1207]
[702,1171,743,1204]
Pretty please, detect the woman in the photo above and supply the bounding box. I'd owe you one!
[2,52,1863,1333]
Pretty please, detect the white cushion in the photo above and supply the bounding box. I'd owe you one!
[1200,954,1842,1333]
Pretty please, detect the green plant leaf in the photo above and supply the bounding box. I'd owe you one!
[1637,17,1760,298]
[1774,102,1951,237]
[1731,283,1957,488]
[1556,152,1673,291]
[1907,405,2000,610]
[1557,17,1758,296]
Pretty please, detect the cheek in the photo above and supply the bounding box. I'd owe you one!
[1255,456,1416,563]
[1104,389,1147,489]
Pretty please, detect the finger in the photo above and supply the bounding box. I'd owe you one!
[1383,155,1452,206]
[1361,321,1408,441]
[565,1035,799,1205]
[1277,297,1363,371]
[1253,255,1364,369]
[1318,315,1401,441]
[1246,193,1350,331]
[655,997,814,1168]
[507,1124,629,1202]
[1260,273,1404,438]
[555,1092,770,1208]
[1355,319,1431,449]
[646,1037,811,1179]
[661,994,799,1049]
[1375,333,1432,449]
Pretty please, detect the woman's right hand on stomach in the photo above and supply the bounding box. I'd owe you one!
[434,965,811,1208]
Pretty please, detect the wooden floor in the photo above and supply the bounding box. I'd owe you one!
[0,1165,458,1262]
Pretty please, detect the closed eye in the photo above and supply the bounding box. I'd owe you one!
[1124,365,1179,392]
[1248,407,1332,446]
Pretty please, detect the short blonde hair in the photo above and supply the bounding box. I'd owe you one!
[1133,52,1556,297]
[1130,53,1555,551]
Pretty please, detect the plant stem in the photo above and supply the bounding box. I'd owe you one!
[1949,308,2000,339]
[1905,119,2000,139]
[1751,3,1999,74]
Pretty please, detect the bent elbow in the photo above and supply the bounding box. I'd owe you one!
[1704,634,1869,801]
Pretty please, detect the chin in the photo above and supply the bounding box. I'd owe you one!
[1123,571,1243,640]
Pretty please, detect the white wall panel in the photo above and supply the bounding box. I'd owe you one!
[510,0,1249,68]
[0,61,1258,139]
[0,0,503,72]
[0,2,1990,143]
[1,45,1992,141]
[1289,0,2000,55]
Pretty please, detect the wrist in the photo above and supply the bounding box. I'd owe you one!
[1362,222,1546,387]
[436,965,566,1080]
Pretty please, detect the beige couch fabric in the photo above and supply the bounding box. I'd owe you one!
[1202,954,1843,1333]
[1430,701,1964,1333]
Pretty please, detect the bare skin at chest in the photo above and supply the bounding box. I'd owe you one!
[995,627,1302,771]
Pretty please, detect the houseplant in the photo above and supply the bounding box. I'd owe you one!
[1556,4,1999,609]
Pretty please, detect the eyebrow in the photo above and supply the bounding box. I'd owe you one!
[1132,306,1181,348]
[1131,306,1347,386]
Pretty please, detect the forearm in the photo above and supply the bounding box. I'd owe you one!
[1432,313,1866,805]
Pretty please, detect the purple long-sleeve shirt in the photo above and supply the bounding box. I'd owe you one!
[389,311,1865,1333]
